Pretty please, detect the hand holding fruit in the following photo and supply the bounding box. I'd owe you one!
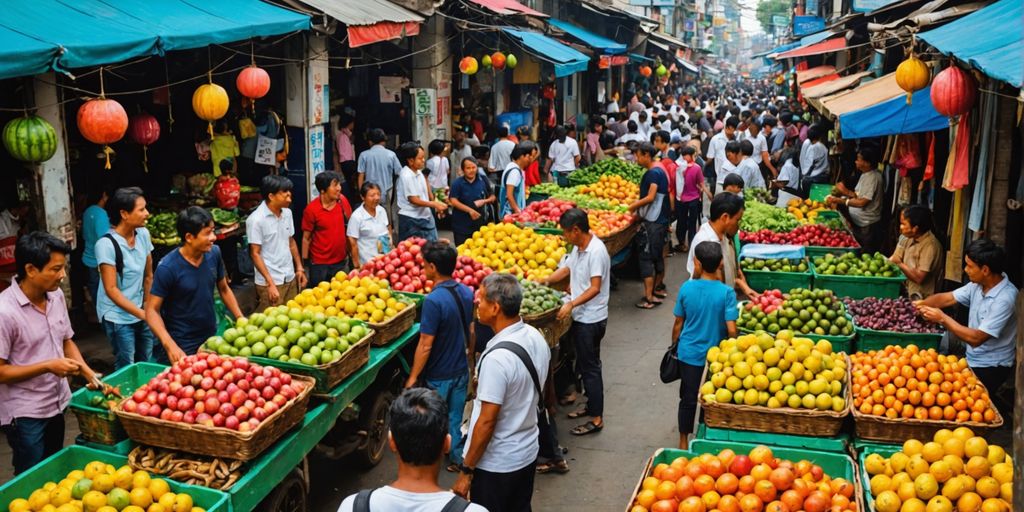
[917,305,945,324]
[165,343,187,365]
[557,301,573,321]
[49,357,81,378]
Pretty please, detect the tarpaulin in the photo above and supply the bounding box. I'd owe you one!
[348,21,419,48]
[502,27,589,78]
[801,72,872,99]
[819,72,903,118]
[839,85,948,139]
[796,65,836,83]
[547,18,626,54]
[774,37,846,59]
[918,0,1022,87]
[468,0,547,17]
[300,0,422,47]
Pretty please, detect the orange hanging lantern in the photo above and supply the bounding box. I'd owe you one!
[639,65,652,77]
[78,98,128,169]
[193,76,229,137]
[491,52,507,70]
[895,54,930,105]
[930,65,977,119]
[459,57,479,75]
[237,65,271,99]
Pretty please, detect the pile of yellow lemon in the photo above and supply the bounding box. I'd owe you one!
[289,274,409,323]
[7,461,203,512]
[786,198,830,223]
[865,427,1012,512]
[457,223,565,281]
[578,175,639,206]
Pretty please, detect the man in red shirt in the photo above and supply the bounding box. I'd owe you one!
[653,131,677,255]
[301,171,353,287]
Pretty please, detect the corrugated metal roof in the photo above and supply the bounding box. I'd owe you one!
[299,0,422,26]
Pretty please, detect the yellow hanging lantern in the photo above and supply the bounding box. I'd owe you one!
[895,54,930,105]
[192,76,229,137]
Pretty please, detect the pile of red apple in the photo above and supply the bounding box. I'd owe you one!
[120,354,305,432]
[452,255,493,293]
[740,224,859,248]
[502,198,576,227]
[353,237,431,293]
[745,289,784,314]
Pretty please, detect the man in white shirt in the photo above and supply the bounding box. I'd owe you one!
[246,175,305,312]
[544,125,580,186]
[396,142,447,242]
[686,193,758,299]
[732,140,766,190]
[453,274,549,512]
[799,125,830,187]
[744,119,776,178]
[706,117,738,191]
[487,127,515,177]
[543,209,610,436]
[339,388,488,512]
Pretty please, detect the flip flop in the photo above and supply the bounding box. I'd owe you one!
[536,460,570,474]
[653,290,668,299]
[635,300,657,309]
[567,407,590,419]
[570,421,603,436]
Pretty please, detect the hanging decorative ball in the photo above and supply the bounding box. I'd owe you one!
[481,54,492,69]
[192,81,229,137]
[77,98,128,169]
[128,113,161,172]
[236,65,271,99]
[491,52,507,70]
[639,65,652,77]
[3,115,57,163]
[459,57,479,75]
[895,54,930,105]
[930,65,977,118]
[506,54,518,69]
[656,64,668,77]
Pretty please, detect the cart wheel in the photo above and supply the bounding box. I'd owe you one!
[354,390,394,468]
[258,469,307,512]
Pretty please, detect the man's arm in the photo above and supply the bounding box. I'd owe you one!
[762,150,776,177]
[404,333,435,388]
[671,316,684,344]
[62,338,97,384]
[357,171,365,190]
[143,254,154,305]
[505,185,520,214]
[144,295,186,364]
[896,262,930,285]
[407,193,447,212]
[288,237,307,288]
[558,275,602,321]
[915,291,958,309]
[726,320,738,338]
[347,237,361,269]
[217,278,243,319]
[544,266,571,286]
[450,196,481,219]
[918,307,992,347]
[300,231,313,262]
[0,357,80,384]
[628,183,658,212]
[452,401,501,498]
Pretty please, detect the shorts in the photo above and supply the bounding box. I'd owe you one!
[255,278,300,312]
[637,221,668,278]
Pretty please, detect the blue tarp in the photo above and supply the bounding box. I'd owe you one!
[918,0,1022,88]
[502,27,590,77]
[839,86,948,139]
[0,0,310,80]
[547,19,626,54]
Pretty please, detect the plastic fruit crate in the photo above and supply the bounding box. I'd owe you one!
[853,327,942,352]
[811,261,904,299]
[809,183,833,202]
[0,445,228,512]
[696,423,851,454]
[69,362,168,444]
[804,245,859,259]
[742,266,812,292]
[74,435,135,456]
[857,444,901,512]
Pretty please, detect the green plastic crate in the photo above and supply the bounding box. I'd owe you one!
[851,439,901,457]
[696,423,850,453]
[805,245,859,259]
[0,446,229,512]
[69,362,167,445]
[811,263,904,300]
[810,183,833,202]
[394,291,425,309]
[740,257,813,292]
[857,444,902,512]
[74,435,135,456]
[534,227,564,236]
[853,327,942,352]
[689,439,860,484]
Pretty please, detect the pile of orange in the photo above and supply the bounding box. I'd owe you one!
[578,175,639,206]
[629,445,858,512]
[587,210,636,238]
[851,344,998,423]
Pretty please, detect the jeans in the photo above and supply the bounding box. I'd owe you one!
[677,362,705,434]
[571,319,607,418]
[309,261,347,288]
[470,462,537,512]
[426,373,468,465]
[676,200,702,247]
[2,414,65,475]
[103,320,156,370]
[85,266,100,304]
[397,215,437,243]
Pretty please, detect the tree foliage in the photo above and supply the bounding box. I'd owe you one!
[756,0,791,33]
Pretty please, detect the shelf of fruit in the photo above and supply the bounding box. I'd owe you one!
[349,238,492,295]
[812,252,905,299]
[529,184,628,212]
[861,427,1012,512]
[518,277,566,320]
[577,174,640,207]
[844,298,943,350]
[740,224,859,249]
[786,198,834,223]
[739,288,855,343]
[502,198,576,228]
[740,199,800,233]
[567,158,645,185]
[586,209,637,238]
[456,223,566,281]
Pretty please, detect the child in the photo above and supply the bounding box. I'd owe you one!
[671,240,738,449]
[722,173,745,195]
[736,139,766,189]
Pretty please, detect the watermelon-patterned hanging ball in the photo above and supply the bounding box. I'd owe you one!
[3,115,58,163]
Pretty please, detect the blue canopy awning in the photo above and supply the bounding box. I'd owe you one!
[0,0,310,80]
[502,27,590,77]
[918,0,1022,88]
[547,19,626,55]
[839,86,948,139]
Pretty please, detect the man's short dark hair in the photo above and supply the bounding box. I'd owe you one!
[710,191,745,220]
[389,388,449,466]
[901,205,933,234]
[858,146,881,167]
[725,117,740,129]
[177,206,214,240]
[627,120,638,133]
[739,140,754,156]
[558,208,590,233]
[15,231,71,280]
[497,126,509,138]
[749,118,762,130]
[260,175,293,199]
[481,273,522,317]
[427,139,446,156]
[762,116,777,128]
[965,239,1006,275]
[422,241,457,276]
[460,156,478,170]
[635,142,657,158]
[654,130,671,145]
[681,146,696,157]
[314,171,342,193]
[398,142,422,165]
[807,124,825,141]
[510,140,537,160]
[694,241,723,272]
[723,173,745,189]
[725,141,742,155]
[368,128,387,144]
[106,186,145,227]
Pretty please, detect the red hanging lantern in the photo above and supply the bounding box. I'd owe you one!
[237,65,271,99]
[128,113,160,172]
[78,98,128,169]
[930,65,977,118]
[639,65,652,77]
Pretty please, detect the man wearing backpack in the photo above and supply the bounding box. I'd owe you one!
[340,388,488,512]
[452,273,549,512]
[404,241,475,473]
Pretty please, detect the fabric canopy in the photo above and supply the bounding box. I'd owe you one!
[468,0,546,17]
[502,28,589,77]
[547,19,626,54]
[300,0,422,47]
[0,0,310,80]
[755,42,798,58]
[918,0,1022,87]
[796,65,836,83]
[702,65,721,75]
[819,72,903,118]
[801,71,872,99]
[775,37,846,59]
[839,86,948,139]
[677,58,699,73]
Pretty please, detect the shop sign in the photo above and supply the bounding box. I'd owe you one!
[598,55,629,69]
[852,0,900,11]
[793,15,825,36]
[308,51,328,125]
[772,15,789,27]
[413,88,437,118]
[437,80,450,138]
[307,125,325,195]
[255,136,277,166]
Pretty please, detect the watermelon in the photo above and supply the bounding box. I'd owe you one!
[3,115,57,163]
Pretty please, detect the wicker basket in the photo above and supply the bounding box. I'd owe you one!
[368,304,416,346]
[601,222,640,256]
[521,305,559,326]
[852,387,1005,444]
[113,374,315,461]
[72,409,125,445]
[698,354,852,437]
[538,312,572,349]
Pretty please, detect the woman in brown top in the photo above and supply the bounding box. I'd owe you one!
[889,205,944,299]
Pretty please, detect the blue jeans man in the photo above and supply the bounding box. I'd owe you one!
[2,414,65,475]
[427,372,468,466]
[102,320,156,369]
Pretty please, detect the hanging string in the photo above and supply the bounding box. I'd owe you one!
[97,67,115,170]
[164,58,174,133]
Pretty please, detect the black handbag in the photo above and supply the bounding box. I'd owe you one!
[659,341,682,383]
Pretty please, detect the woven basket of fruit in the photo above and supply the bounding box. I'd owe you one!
[368,304,416,346]
[69,363,168,445]
[600,221,640,256]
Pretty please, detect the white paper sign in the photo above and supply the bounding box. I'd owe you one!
[309,53,328,125]
[255,136,277,166]
[379,76,409,103]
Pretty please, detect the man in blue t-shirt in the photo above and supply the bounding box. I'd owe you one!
[145,207,243,363]
[671,241,738,449]
[629,142,672,310]
[449,157,495,247]
[404,241,474,471]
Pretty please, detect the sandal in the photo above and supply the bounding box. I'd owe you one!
[567,407,590,419]
[537,460,570,474]
[570,421,604,436]
[653,290,668,299]
[635,299,657,309]
[558,393,577,406]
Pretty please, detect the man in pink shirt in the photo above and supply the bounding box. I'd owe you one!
[674,146,711,252]
[0,232,98,474]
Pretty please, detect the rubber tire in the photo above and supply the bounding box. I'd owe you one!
[353,390,394,468]
[257,468,307,512]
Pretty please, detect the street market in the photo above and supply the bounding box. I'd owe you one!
[0,0,1022,511]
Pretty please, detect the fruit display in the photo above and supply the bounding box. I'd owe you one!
[351,238,434,293]
[86,389,124,412]
[208,208,239,226]
[786,198,831,223]
[568,158,645,185]
[577,175,640,207]
[851,345,1000,423]
[740,199,799,233]
[203,307,368,365]
[740,258,809,273]
[588,209,636,238]
[119,354,306,432]
[518,277,565,316]
[812,252,900,277]
[740,224,859,248]
[863,427,1012,512]
[451,255,493,293]
[294,274,411,323]
[739,288,853,337]
[503,198,576,227]
[542,185,628,212]
[5,461,205,512]
[744,289,786,314]
[745,187,775,205]
[844,298,941,333]
[528,182,561,196]
[630,445,858,512]
[146,212,180,246]
[700,333,848,412]
[456,223,566,281]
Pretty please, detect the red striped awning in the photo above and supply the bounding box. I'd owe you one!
[775,37,846,59]
[467,0,547,17]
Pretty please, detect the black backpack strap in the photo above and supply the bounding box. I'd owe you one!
[101,233,124,279]
[353,489,374,512]
[440,495,471,512]
[481,341,543,412]
[441,285,471,349]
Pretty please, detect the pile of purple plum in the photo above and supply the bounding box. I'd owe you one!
[843,297,942,333]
